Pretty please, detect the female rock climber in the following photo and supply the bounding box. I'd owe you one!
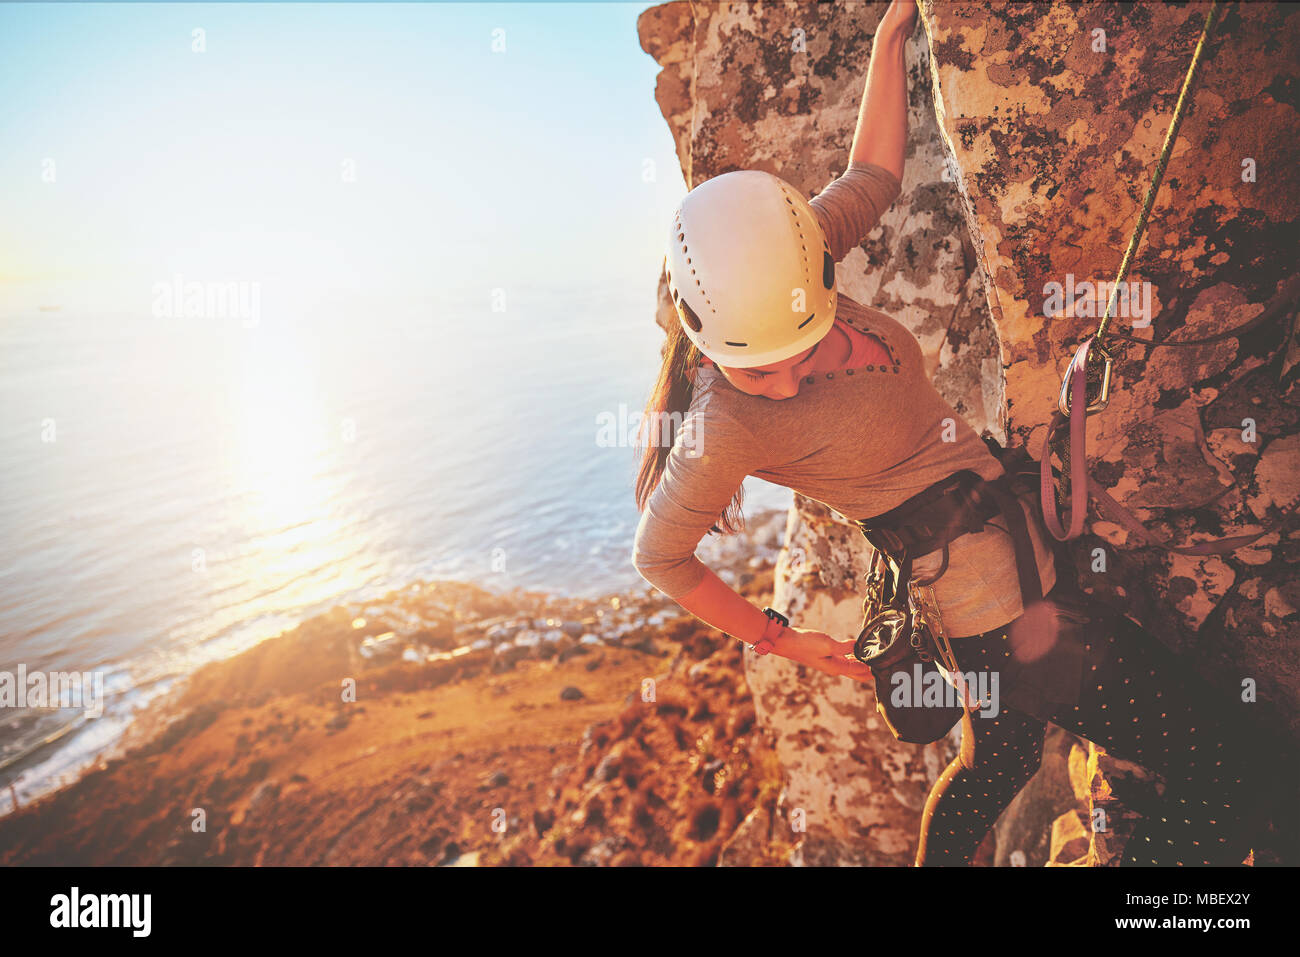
[631,0,1278,866]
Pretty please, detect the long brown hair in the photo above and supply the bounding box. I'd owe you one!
[633,318,746,535]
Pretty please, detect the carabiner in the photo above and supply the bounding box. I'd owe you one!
[1057,336,1114,417]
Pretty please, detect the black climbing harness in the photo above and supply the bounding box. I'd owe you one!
[850,437,1067,743]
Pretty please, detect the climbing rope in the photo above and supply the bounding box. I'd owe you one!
[1038,0,1300,552]
[1049,0,1222,429]
[1091,0,1222,352]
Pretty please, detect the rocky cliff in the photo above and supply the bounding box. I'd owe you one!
[638,0,1299,866]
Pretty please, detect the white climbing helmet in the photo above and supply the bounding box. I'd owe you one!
[665,169,837,368]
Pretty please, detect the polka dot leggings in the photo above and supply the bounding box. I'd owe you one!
[915,605,1275,867]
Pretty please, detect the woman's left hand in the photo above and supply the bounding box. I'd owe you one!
[752,627,873,684]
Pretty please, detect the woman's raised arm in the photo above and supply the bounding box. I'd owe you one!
[848,0,916,182]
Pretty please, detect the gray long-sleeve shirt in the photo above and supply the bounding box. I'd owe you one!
[633,161,1057,638]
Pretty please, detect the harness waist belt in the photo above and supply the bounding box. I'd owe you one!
[854,468,1045,615]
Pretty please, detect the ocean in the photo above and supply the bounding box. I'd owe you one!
[0,284,792,811]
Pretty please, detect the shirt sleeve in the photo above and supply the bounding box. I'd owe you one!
[631,388,762,601]
[810,160,903,264]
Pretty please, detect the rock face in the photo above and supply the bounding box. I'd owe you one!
[638,1,1299,865]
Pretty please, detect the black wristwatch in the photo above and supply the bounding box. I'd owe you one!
[729,607,789,648]
[759,607,790,646]
[763,607,789,627]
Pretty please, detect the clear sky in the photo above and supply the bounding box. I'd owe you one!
[0,1,682,318]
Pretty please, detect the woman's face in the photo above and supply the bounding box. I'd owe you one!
[715,341,821,400]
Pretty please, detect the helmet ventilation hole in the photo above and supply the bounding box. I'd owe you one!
[678,298,703,331]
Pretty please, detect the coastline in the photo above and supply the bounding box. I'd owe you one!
[0,508,795,865]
